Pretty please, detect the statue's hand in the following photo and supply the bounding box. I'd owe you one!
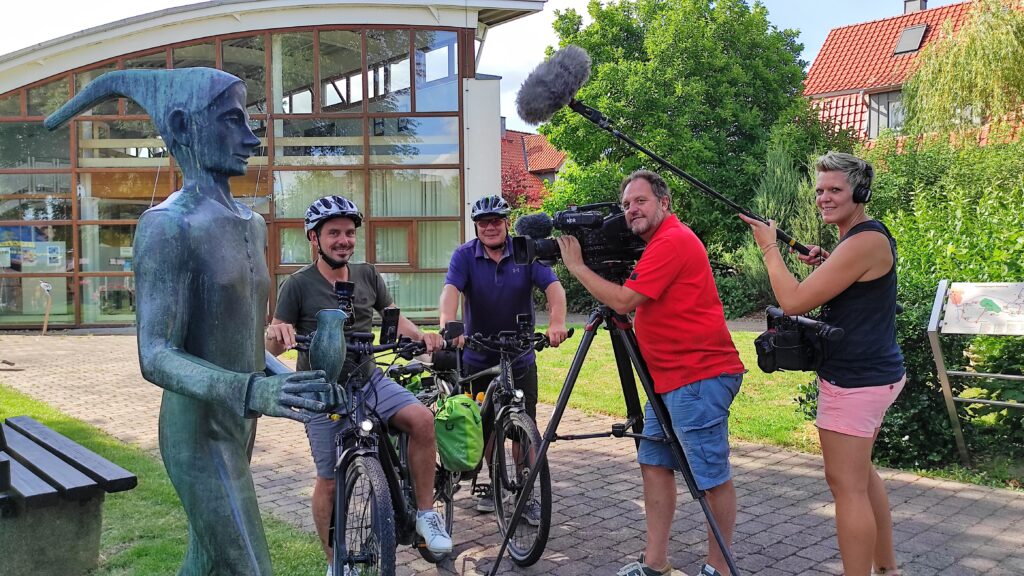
[246,370,331,422]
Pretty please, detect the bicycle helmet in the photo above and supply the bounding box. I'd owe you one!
[470,195,511,221]
[304,195,363,233]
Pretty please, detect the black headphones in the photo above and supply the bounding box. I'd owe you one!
[852,163,874,204]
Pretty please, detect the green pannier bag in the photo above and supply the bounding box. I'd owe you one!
[434,395,484,472]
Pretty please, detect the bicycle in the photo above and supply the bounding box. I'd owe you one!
[296,308,461,575]
[458,319,573,567]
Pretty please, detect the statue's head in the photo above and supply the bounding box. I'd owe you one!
[45,68,261,179]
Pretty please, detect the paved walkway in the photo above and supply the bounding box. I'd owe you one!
[1,333,1023,575]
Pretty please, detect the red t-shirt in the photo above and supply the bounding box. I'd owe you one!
[624,214,744,393]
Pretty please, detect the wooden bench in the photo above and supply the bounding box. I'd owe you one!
[0,415,138,576]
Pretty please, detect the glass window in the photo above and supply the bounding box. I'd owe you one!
[272,33,314,114]
[77,119,169,168]
[0,276,74,326]
[366,30,411,113]
[77,171,172,220]
[368,117,458,165]
[320,30,364,113]
[76,65,119,115]
[279,225,366,264]
[123,51,167,115]
[274,118,363,166]
[0,224,73,274]
[0,92,19,116]
[27,78,69,117]
[80,276,136,324]
[369,169,459,216]
[0,122,71,169]
[0,173,71,196]
[229,168,271,215]
[173,42,216,69]
[273,170,365,218]
[417,221,459,268]
[0,173,72,221]
[379,272,446,318]
[415,31,458,112]
[373,224,410,265]
[223,35,267,115]
[79,224,136,272]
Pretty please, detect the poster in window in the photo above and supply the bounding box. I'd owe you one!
[0,246,10,268]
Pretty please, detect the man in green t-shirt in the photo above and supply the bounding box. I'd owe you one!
[265,195,450,575]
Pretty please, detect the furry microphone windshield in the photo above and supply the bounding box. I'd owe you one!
[516,45,592,125]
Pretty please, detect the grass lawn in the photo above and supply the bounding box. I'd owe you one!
[534,326,821,454]
[0,384,325,576]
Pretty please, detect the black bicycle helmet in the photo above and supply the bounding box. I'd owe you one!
[470,195,511,221]
[304,195,363,233]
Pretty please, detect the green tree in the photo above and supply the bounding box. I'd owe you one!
[903,0,1024,134]
[541,0,806,252]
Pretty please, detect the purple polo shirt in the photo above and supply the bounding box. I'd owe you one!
[445,237,558,369]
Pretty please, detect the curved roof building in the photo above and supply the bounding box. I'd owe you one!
[0,0,543,327]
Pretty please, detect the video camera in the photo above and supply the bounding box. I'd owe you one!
[511,202,646,281]
[754,306,844,373]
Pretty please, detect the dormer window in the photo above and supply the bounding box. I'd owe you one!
[894,24,928,55]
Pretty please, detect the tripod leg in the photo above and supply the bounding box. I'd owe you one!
[609,332,645,449]
[487,310,602,576]
[614,326,741,576]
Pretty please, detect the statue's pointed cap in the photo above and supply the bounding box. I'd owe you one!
[44,68,241,138]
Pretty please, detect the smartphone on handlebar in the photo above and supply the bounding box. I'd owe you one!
[380,307,400,345]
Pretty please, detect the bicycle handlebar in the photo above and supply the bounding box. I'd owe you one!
[294,333,459,359]
[465,327,575,355]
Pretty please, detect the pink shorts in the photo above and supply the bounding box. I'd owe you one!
[815,374,906,438]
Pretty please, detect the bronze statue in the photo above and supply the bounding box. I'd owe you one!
[45,69,330,575]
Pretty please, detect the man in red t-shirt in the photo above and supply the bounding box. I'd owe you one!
[558,170,744,576]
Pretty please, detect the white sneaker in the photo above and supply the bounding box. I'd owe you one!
[415,510,453,553]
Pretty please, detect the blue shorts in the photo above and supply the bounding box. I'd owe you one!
[305,368,419,479]
[637,373,743,490]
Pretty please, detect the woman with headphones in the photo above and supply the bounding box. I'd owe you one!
[740,152,905,576]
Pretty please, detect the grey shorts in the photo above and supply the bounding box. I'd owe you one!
[305,367,419,479]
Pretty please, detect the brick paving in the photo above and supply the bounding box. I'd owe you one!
[2,333,1024,575]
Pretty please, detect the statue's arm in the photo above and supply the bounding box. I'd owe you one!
[133,210,253,417]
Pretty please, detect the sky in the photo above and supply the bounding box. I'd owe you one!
[0,0,964,132]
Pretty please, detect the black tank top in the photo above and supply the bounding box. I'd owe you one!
[817,220,906,388]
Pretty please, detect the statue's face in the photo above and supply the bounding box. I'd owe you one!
[195,83,261,177]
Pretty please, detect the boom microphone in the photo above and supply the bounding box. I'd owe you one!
[516,45,591,125]
[512,45,813,257]
[514,212,554,238]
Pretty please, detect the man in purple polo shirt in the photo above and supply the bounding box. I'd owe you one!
[439,195,569,517]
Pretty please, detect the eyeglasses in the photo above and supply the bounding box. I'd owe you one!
[475,217,507,229]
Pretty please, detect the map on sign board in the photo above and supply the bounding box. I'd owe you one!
[941,282,1024,335]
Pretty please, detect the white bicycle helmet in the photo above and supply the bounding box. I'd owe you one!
[470,195,511,221]
[304,195,363,233]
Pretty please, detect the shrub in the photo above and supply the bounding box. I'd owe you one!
[860,134,1024,467]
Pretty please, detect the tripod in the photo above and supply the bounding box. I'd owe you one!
[488,305,740,576]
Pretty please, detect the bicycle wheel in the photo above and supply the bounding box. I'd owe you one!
[334,455,396,576]
[491,410,551,566]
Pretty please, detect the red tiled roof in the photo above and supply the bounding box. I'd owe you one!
[814,93,869,139]
[804,1,973,96]
[522,133,566,173]
[500,130,546,208]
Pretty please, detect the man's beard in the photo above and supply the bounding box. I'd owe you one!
[630,209,664,236]
[318,246,349,270]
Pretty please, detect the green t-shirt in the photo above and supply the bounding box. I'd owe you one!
[274,262,393,373]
